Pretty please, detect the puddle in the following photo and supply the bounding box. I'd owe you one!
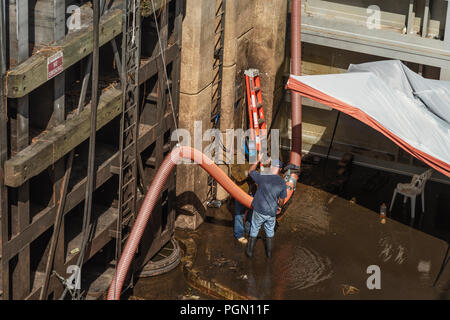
[285,246,334,290]
[378,234,408,265]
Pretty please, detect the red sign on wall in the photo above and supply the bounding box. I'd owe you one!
[47,51,64,80]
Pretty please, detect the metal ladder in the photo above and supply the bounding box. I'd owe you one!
[207,0,226,204]
[114,0,141,281]
[245,68,267,160]
[211,0,226,125]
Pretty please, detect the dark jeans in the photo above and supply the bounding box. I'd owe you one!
[234,200,252,239]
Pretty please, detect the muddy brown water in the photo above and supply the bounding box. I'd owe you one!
[132,166,450,299]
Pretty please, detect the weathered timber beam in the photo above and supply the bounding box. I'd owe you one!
[1,114,173,264]
[141,0,171,17]
[4,87,122,187]
[6,0,173,99]
[6,9,121,98]
[139,43,179,85]
[4,41,179,188]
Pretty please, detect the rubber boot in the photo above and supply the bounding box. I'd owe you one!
[265,237,273,258]
[246,237,257,258]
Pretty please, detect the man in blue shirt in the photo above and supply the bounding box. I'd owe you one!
[246,158,287,258]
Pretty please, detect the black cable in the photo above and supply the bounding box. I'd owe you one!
[323,111,341,175]
[433,243,450,287]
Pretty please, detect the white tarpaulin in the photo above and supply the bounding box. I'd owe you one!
[287,60,450,177]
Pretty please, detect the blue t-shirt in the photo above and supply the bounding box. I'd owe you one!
[249,171,287,217]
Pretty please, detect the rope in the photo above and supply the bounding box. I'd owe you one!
[150,0,180,144]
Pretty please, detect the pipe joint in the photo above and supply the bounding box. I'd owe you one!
[284,171,298,191]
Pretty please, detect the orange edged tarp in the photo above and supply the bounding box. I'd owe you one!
[286,60,450,178]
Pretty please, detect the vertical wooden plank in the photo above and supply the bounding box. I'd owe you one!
[8,0,31,300]
[156,4,168,132]
[30,0,67,299]
[0,0,9,300]
[49,0,65,126]
[173,0,182,118]
[50,0,66,300]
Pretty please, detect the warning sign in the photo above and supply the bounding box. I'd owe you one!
[47,51,64,80]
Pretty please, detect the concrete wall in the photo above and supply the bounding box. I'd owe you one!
[176,0,288,225]
[175,0,216,230]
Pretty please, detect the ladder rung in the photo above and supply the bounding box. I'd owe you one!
[124,107,137,116]
[121,233,130,243]
[124,123,136,133]
[123,142,137,154]
[257,102,263,109]
[121,206,132,217]
[119,159,136,173]
[127,47,138,55]
[121,194,135,209]
[254,86,261,92]
[258,118,265,125]
[122,177,136,191]
[122,214,134,226]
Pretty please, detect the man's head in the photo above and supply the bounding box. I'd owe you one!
[270,159,283,175]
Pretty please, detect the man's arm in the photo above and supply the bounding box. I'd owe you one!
[276,185,287,214]
[276,197,285,214]
[248,154,263,174]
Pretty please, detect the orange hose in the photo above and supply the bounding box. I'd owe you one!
[107,146,254,299]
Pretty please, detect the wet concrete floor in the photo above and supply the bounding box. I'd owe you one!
[132,178,450,299]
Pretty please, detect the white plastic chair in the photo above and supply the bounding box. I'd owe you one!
[389,169,433,220]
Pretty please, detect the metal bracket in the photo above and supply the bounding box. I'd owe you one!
[284,165,299,191]
[53,271,84,300]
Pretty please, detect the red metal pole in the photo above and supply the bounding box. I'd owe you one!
[290,0,302,169]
